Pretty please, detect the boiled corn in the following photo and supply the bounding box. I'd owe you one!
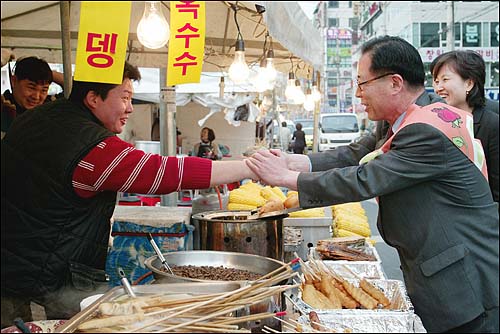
[260,186,281,201]
[335,219,371,237]
[271,187,287,201]
[289,207,326,218]
[229,189,266,207]
[227,202,257,210]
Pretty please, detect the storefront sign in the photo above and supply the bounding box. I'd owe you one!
[74,2,131,84]
[327,28,352,40]
[167,1,206,86]
[419,47,499,62]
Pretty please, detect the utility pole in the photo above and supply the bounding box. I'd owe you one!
[446,1,455,51]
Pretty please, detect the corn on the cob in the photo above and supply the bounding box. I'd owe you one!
[227,203,257,211]
[335,219,371,237]
[271,187,287,201]
[334,228,364,238]
[229,189,266,207]
[289,207,326,218]
[334,212,369,226]
[240,182,263,192]
[332,203,366,216]
[260,186,281,201]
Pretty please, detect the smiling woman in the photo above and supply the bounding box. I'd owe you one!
[430,50,499,202]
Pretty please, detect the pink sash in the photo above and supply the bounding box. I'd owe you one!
[379,102,488,180]
[359,102,488,202]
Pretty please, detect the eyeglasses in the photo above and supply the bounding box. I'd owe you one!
[355,73,397,91]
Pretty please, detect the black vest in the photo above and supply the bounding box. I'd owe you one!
[1,98,116,298]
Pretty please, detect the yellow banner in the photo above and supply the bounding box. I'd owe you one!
[167,1,206,86]
[74,2,131,84]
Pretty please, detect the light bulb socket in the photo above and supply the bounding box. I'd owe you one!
[295,79,301,86]
[235,39,245,51]
[288,72,295,80]
[266,49,274,59]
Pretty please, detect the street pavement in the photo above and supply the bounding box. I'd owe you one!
[361,199,404,282]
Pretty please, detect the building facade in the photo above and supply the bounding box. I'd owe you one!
[314,1,499,113]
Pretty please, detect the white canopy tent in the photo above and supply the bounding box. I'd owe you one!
[1,1,323,74]
[1,1,324,205]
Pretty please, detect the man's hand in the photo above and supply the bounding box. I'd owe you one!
[246,150,299,190]
[269,149,311,172]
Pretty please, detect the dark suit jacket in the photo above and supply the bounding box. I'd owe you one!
[308,91,444,170]
[473,105,499,202]
[298,123,499,332]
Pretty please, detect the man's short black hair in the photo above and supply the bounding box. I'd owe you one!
[361,35,425,88]
[281,121,287,127]
[69,61,141,104]
[13,56,53,84]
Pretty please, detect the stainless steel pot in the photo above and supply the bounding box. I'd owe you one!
[191,210,284,261]
[144,250,286,332]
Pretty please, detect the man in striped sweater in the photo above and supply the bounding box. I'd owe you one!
[1,61,256,326]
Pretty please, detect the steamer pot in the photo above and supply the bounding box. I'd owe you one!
[191,210,284,261]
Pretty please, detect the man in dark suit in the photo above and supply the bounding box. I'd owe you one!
[247,36,499,333]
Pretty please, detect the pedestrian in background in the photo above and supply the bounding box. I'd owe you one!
[278,121,291,152]
[431,50,499,203]
[292,123,306,154]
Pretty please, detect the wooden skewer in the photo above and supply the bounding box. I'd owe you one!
[154,285,296,333]
[254,257,301,282]
[213,311,286,325]
[293,252,320,280]
[341,263,363,280]
[284,293,307,316]
[262,325,280,333]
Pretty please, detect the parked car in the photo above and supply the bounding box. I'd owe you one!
[294,118,314,129]
[318,113,360,151]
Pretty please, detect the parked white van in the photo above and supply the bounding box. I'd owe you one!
[318,113,360,151]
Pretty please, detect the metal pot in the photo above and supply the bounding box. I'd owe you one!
[144,250,286,332]
[191,210,284,261]
[144,250,285,284]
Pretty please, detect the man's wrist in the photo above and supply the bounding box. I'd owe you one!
[282,170,300,191]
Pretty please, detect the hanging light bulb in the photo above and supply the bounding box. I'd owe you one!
[285,72,296,101]
[303,86,315,111]
[228,5,249,84]
[263,49,278,83]
[137,2,170,49]
[228,39,250,84]
[294,79,305,105]
[253,58,273,92]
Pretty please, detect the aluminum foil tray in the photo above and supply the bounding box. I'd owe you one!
[313,260,386,280]
[296,310,427,333]
[291,279,414,315]
[55,282,241,333]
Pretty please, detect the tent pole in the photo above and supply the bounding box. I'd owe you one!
[59,1,72,97]
[159,67,178,207]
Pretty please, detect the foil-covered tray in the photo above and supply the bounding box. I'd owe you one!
[55,282,242,333]
[296,310,427,333]
[291,279,414,314]
[314,260,386,280]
